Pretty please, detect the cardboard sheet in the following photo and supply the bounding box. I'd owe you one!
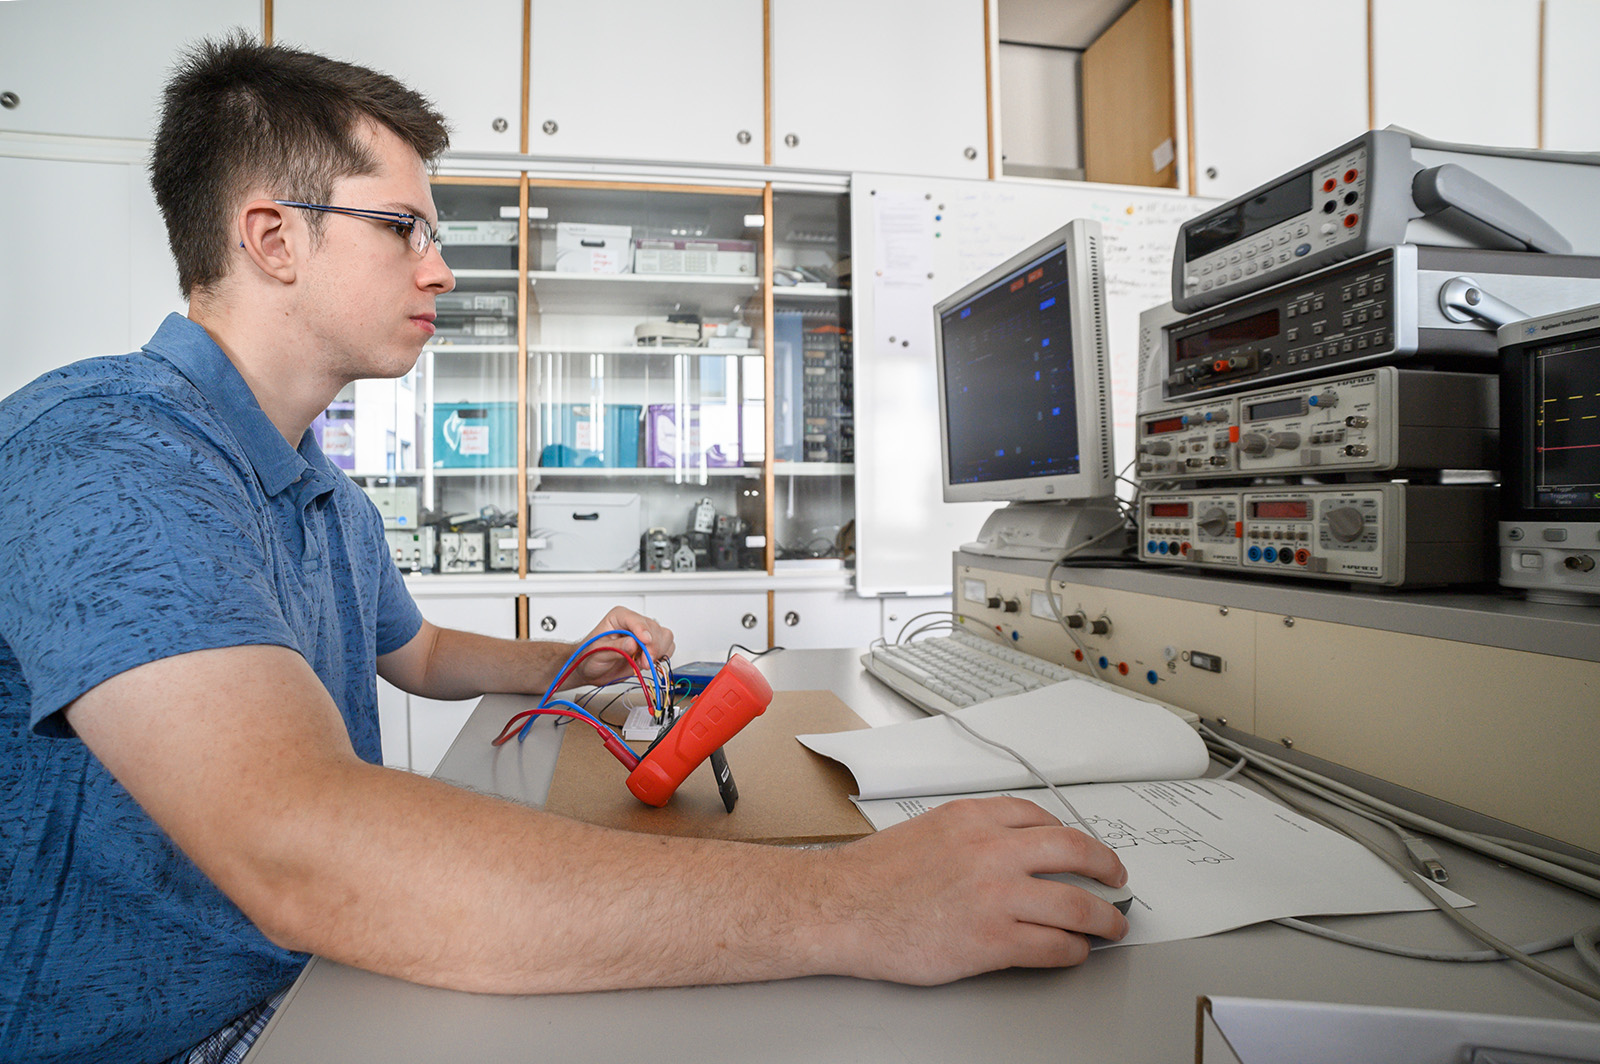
[542,690,872,844]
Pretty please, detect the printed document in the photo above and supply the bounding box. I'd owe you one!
[854,779,1472,947]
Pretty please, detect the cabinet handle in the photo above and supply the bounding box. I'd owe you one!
[737,129,751,145]
[542,120,559,135]
[1206,167,1218,180]
[783,611,800,627]
[0,92,18,110]
[784,133,799,148]
[540,616,558,632]
[964,146,978,160]
[492,117,508,133]
[741,613,758,629]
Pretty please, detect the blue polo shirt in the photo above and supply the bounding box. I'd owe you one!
[0,314,424,1064]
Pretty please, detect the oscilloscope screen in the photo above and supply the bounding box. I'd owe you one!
[1532,339,1600,509]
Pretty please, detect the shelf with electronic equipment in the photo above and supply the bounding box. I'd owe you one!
[318,171,857,592]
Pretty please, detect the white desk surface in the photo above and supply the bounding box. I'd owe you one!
[246,649,1600,1063]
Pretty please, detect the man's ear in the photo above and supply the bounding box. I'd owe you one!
[238,200,298,284]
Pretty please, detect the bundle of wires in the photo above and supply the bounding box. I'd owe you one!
[491,629,669,770]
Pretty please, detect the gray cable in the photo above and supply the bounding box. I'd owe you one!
[1274,917,1575,963]
[893,610,959,645]
[1205,744,1448,883]
[1245,767,1600,1004]
[918,701,1105,846]
[1215,756,1248,781]
[1576,926,1600,981]
[1475,834,1600,882]
[1201,726,1600,902]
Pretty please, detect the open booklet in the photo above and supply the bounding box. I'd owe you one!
[796,680,1471,948]
[796,679,1210,800]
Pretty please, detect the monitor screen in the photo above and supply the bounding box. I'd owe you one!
[1525,336,1600,511]
[940,246,1081,486]
[933,220,1113,505]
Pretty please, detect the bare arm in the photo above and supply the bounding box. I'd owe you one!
[67,643,1127,993]
[376,605,675,702]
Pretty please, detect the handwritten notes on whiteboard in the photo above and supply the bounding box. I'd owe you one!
[853,174,1217,595]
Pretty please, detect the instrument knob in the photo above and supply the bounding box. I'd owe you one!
[1239,432,1270,456]
[1141,440,1173,456]
[1268,431,1301,451]
[1196,507,1231,537]
[1325,505,1366,543]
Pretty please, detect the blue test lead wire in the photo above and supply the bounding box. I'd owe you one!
[540,629,664,709]
[515,698,611,742]
[524,629,666,738]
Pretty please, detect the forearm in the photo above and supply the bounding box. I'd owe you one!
[381,608,673,702]
[256,757,836,992]
[392,624,577,702]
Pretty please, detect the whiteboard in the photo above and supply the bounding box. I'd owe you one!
[850,173,1217,596]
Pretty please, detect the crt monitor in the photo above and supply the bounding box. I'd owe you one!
[933,219,1125,561]
[1498,305,1600,602]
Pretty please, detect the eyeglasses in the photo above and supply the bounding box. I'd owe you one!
[273,200,443,258]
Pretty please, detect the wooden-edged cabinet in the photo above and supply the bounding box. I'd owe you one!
[526,0,765,167]
[272,0,525,155]
[0,0,259,141]
[1185,0,1368,201]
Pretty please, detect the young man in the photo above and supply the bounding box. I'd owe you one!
[0,36,1128,1064]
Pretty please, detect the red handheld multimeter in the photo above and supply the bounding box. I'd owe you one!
[626,655,772,807]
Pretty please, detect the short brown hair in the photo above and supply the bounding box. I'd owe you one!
[150,34,451,298]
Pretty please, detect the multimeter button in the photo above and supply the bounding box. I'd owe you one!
[1295,243,1311,256]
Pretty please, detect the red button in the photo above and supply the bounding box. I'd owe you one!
[1343,213,1359,228]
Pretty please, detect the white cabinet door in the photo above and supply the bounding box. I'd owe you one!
[406,594,520,776]
[880,595,956,644]
[642,591,767,665]
[1371,0,1541,149]
[273,0,524,156]
[1543,0,1600,152]
[770,0,988,177]
[524,592,647,644]
[1188,0,1368,201]
[0,155,184,400]
[0,0,259,141]
[771,589,881,650]
[527,0,764,167]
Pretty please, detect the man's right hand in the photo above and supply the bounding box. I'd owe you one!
[812,796,1129,985]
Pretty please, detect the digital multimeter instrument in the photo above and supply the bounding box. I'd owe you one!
[626,655,773,807]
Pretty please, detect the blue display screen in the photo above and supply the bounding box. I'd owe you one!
[940,248,1081,486]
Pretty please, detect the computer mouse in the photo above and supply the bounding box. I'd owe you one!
[1040,871,1135,914]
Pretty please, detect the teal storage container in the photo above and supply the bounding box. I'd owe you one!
[538,403,642,468]
[432,402,517,468]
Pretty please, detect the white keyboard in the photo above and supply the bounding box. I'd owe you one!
[861,628,1077,715]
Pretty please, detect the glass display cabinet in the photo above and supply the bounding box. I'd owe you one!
[336,178,525,576]
[770,189,854,568]
[523,182,767,575]
[327,175,856,582]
